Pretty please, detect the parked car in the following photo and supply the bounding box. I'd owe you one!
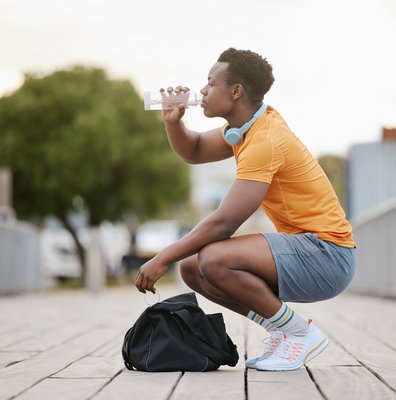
[40,225,81,279]
[40,220,131,280]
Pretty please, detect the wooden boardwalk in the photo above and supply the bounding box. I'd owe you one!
[0,283,395,400]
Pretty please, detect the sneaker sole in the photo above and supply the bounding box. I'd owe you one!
[255,336,329,371]
[304,336,329,365]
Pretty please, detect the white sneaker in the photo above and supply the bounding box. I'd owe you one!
[255,323,329,371]
[245,331,284,369]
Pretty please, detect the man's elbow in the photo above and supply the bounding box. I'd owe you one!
[182,156,201,164]
[212,218,240,239]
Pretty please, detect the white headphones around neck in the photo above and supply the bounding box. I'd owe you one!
[222,103,267,145]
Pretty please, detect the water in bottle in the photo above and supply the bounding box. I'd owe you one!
[144,91,202,111]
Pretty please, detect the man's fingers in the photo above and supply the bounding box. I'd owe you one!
[141,275,151,292]
[149,286,156,294]
[135,269,146,293]
[164,86,190,95]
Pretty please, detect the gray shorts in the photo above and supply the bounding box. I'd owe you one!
[263,232,356,303]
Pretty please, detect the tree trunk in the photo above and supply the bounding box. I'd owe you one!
[59,215,86,282]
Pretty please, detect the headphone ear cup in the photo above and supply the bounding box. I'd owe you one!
[223,127,243,145]
[222,104,267,146]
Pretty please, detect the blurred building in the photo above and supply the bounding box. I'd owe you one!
[348,128,396,219]
[190,158,276,233]
[347,128,396,297]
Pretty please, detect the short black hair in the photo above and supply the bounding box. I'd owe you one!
[218,48,274,105]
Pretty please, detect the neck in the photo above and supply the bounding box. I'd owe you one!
[226,103,263,128]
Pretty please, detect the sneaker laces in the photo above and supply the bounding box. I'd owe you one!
[273,336,305,362]
[273,319,313,361]
[261,331,284,357]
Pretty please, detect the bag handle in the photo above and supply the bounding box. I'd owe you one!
[170,311,237,366]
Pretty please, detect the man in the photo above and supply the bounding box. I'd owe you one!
[135,48,356,371]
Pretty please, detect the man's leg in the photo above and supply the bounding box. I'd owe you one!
[180,233,281,317]
[180,233,308,333]
[180,254,250,314]
[179,233,328,371]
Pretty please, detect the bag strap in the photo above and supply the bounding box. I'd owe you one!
[170,312,237,366]
[122,327,136,370]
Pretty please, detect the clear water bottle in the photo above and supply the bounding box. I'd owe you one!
[144,90,202,111]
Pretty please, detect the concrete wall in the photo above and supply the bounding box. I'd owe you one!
[348,142,396,219]
[349,197,396,298]
[0,221,42,295]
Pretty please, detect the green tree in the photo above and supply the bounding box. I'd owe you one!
[0,66,190,277]
[317,154,347,207]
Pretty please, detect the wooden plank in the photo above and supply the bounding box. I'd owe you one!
[2,285,395,400]
[171,369,244,400]
[0,327,54,351]
[15,378,108,400]
[309,366,396,400]
[0,295,94,349]
[93,370,182,400]
[91,338,122,358]
[4,319,103,352]
[296,302,396,391]
[326,295,396,351]
[53,356,124,378]
[0,351,36,368]
[248,369,322,400]
[294,294,396,349]
[0,325,118,400]
[307,341,361,367]
[0,309,96,351]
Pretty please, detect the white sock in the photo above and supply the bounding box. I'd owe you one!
[246,310,271,330]
[267,302,309,337]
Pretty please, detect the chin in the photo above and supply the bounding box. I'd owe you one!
[203,108,215,118]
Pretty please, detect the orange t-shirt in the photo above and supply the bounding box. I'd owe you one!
[228,106,355,248]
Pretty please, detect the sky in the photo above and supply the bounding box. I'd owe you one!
[0,0,395,157]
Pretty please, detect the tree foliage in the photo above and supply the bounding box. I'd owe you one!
[0,67,190,271]
[318,154,347,208]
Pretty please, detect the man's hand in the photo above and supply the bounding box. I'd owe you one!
[160,86,189,123]
[135,257,169,294]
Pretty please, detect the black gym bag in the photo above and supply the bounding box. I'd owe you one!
[122,292,239,372]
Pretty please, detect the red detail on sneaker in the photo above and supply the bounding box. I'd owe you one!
[285,342,305,362]
[267,336,283,356]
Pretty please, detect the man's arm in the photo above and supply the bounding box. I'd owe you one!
[161,90,233,164]
[164,121,233,164]
[135,179,269,293]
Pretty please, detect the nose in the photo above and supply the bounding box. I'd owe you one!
[200,86,207,96]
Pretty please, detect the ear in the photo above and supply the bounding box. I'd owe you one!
[232,84,244,100]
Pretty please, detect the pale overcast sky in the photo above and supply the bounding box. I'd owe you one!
[0,0,395,157]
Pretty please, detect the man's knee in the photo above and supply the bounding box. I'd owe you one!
[179,256,200,284]
[198,244,228,284]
